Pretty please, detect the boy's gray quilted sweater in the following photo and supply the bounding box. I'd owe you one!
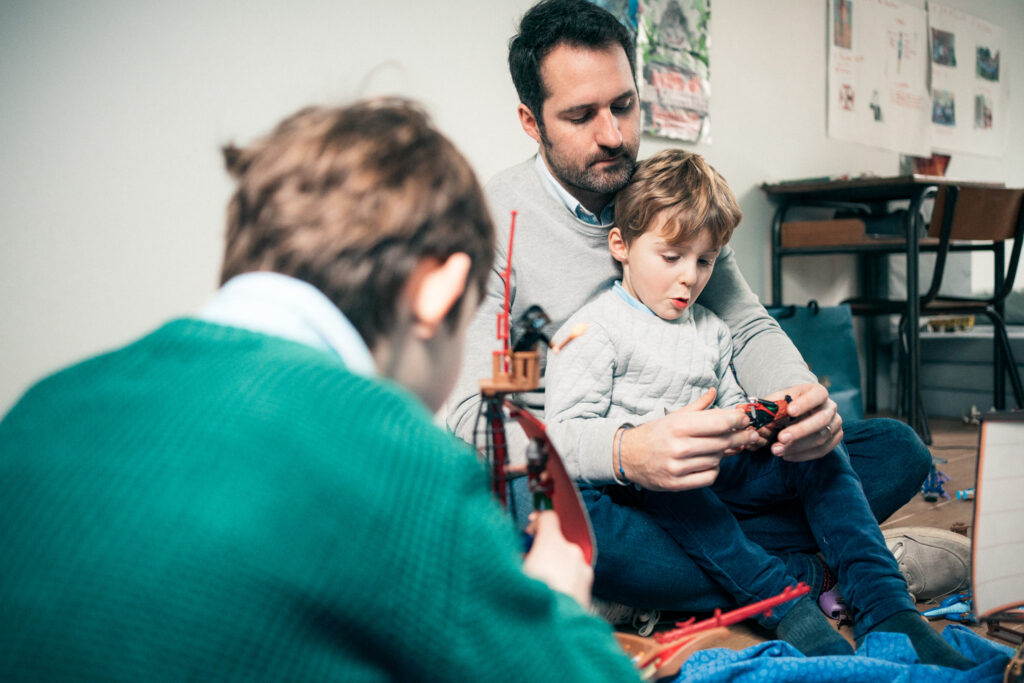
[545,289,746,485]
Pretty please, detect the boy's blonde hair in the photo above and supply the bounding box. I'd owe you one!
[614,149,742,249]
[220,98,494,348]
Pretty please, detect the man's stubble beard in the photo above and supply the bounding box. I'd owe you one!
[540,130,638,198]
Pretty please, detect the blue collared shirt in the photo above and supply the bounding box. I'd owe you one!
[198,272,376,377]
[612,280,654,315]
[612,280,693,323]
[534,155,616,227]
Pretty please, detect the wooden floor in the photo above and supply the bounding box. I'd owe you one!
[622,417,996,652]
[879,417,980,535]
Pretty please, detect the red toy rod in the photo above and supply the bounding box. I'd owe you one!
[496,211,517,373]
[655,582,811,644]
[635,583,811,673]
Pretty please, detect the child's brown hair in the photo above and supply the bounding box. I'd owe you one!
[614,149,742,249]
[219,98,494,348]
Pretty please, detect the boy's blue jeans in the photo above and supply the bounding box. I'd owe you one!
[582,418,931,638]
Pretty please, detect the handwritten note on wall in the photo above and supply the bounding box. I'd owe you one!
[827,1,1007,158]
[827,0,931,155]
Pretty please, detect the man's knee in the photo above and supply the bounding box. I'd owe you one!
[844,417,932,520]
[846,417,931,481]
[884,418,932,483]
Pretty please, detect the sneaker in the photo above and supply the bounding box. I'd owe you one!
[591,598,662,637]
[883,526,970,601]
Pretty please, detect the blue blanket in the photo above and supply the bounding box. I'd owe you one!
[670,625,1013,682]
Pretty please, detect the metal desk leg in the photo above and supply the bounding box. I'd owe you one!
[905,189,929,439]
[993,242,1006,409]
[858,253,879,414]
[771,202,790,307]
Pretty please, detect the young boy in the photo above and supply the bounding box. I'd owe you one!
[0,100,640,681]
[544,149,973,669]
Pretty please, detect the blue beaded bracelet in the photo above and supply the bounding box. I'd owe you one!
[617,424,634,484]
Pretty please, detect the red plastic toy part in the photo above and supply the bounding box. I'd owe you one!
[738,395,792,429]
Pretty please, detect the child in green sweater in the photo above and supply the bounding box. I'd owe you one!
[0,99,638,681]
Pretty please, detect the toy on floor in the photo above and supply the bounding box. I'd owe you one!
[922,591,977,624]
[818,586,850,625]
[920,458,951,502]
[615,583,811,681]
[815,561,850,625]
[949,521,971,536]
[1007,642,1023,683]
[956,488,975,501]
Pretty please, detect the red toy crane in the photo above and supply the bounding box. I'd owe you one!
[473,211,594,565]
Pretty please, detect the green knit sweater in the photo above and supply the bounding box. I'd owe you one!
[0,319,638,681]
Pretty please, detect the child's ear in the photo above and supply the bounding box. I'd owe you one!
[408,253,472,340]
[608,227,629,264]
[517,104,543,145]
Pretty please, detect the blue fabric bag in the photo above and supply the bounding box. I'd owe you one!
[766,301,864,422]
[670,624,1013,682]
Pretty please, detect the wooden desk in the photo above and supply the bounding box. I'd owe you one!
[762,175,1004,436]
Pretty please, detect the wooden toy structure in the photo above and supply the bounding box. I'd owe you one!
[473,211,594,563]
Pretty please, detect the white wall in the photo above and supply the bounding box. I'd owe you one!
[2,0,1022,412]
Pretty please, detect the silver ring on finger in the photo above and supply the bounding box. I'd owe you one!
[824,424,833,441]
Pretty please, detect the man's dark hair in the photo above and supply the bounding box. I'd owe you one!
[509,0,636,125]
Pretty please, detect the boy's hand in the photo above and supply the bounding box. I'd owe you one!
[619,389,759,491]
[767,383,843,461]
[522,511,593,609]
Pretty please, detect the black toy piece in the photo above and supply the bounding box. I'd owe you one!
[511,305,552,353]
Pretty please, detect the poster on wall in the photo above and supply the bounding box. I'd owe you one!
[827,0,931,156]
[636,0,711,142]
[928,3,1006,157]
[589,0,637,31]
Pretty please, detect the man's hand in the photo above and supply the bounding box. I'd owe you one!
[619,389,759,491]
[767,383,843,461]
[522,511,593,609]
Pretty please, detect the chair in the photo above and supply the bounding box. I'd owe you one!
[844,185,1024,442]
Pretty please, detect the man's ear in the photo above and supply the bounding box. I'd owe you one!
[608,227,629,264]
[407,253,472,340]
[517,103,543,145]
